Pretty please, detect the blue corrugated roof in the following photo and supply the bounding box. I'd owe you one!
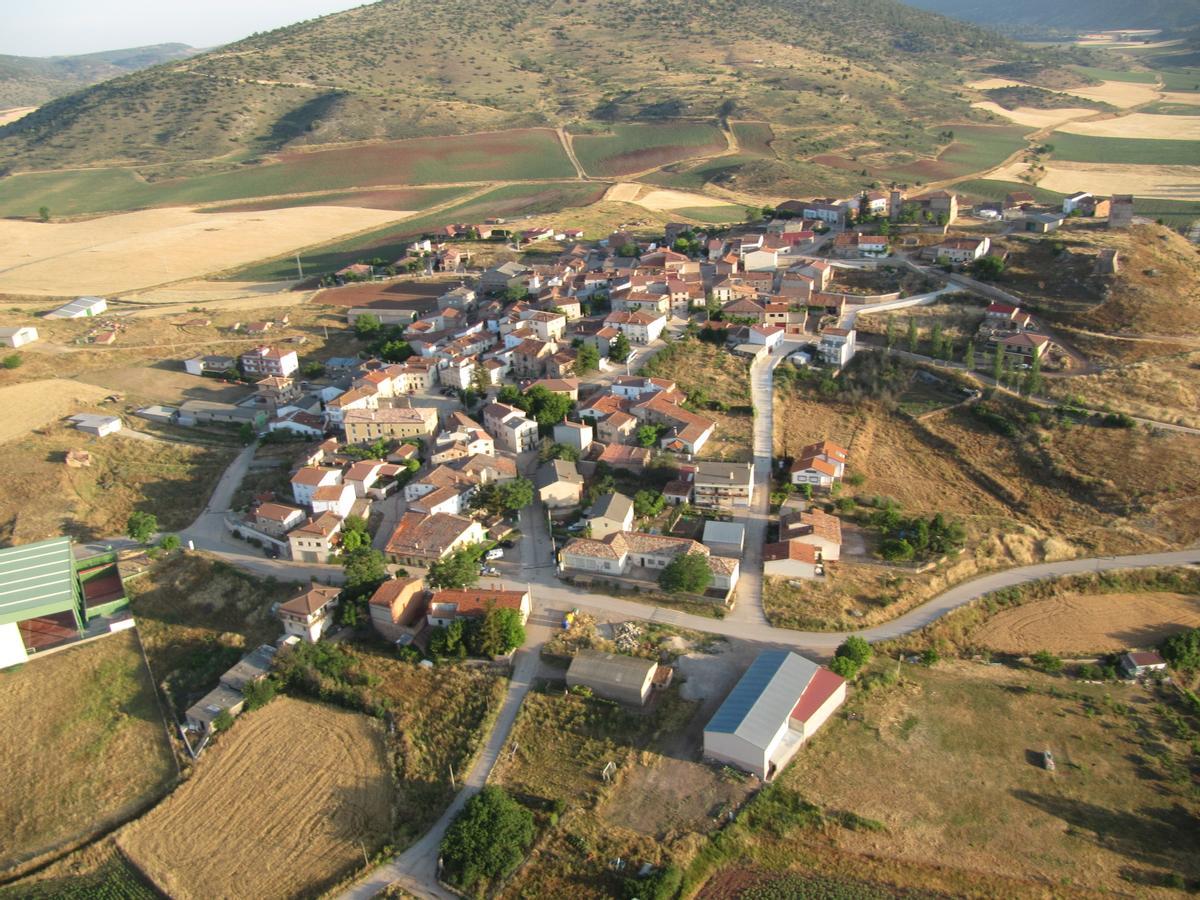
[705,650,819,748]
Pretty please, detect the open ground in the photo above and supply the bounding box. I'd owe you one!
[117,697,392,900]
[1057,113,1200,140]
[0,631,176,873]
[971,101,1097,129]
[986,160,1200,200]
[971,592,1200,656]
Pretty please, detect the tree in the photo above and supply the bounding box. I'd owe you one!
[633,490,665,518]
[241,677,277,711]
[428,546,482,590]
[906,317,918,353]
[1031,649,1064,673]
[472,478,534,515]
[440,787,535,893]
[880,537,914,561]
[617,242,640,258]
[574,343,600,374]
[972,255,1005,281]
[379,339,413,363]
[885,317,896,350]
[836,636,873,668]
[38,206,50,223]
[474,607,526,656]
[801,483,814,501]
[158,534,181,552]
[964,341,975,370]
[1022,351,1043,396]
[658,552,712,594]
[126,511,158,544]
[354,313,381,337]
[1161,628,1200,670]
[828,655,859,679]
[541,442,580,462]
[992,346,1004,383]
[636,424,661,448]
[343,548,387,593]
[212,709,235,732]
[524,385,573,427]
[929,322,943,359]
[502,285,530,303]
[610,332,632,363]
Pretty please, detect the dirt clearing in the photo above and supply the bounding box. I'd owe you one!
[636,188,740,212]
[604,182,642,202]
[971,102,1096,129]
[0,205,416,296]
[0,631,176,871]
[971,592,1200,655]
[986,160,1200,200]
[1058,113,1200,139]
[0,106,36,127]
[0,379,112,445]
[118,697,392,900]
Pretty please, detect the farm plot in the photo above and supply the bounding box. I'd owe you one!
[118,697,392,900]
[200,185,470,214]
[986,159,1200,201]
[1061,79,1162,108]
[571,122,726,176]
[0,379,111,446]
[0,631,176,872]
[971,101,1096,129]
[731,121,776,156]
[971,592,1200,656]
[0,205,419,296]
[883,124,1030,182]
[1057,113,1200,140]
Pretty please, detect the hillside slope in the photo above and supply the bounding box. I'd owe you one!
[0,44,197,108]
[0,0,1004,172]
[901,0,1200,35]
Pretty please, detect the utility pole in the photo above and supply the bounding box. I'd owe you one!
[295,254,304,279]
[449,762,456,790]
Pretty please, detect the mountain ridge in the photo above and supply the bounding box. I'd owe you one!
[0,43,198,108]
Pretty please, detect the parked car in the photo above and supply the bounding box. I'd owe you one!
[499,539,516,549]
[485,548,504,561]
[482,566,501,576]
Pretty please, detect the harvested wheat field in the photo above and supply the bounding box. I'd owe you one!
[118,697,392,900]
[1058,113,1200,139]
[0,205,415,296]
[604,182,642,202]
[1061,80,1162,108]
[1160,92,1200,106]
[0,379,111,445]
[636,188,740,212]
[0,106,36,127]
[971,102,1096,129]
[967,78,1027,91]
[972,593,1200,655]
[987,160,1200,200]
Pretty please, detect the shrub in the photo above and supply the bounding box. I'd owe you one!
[241,677,277,711]
[920,647,940,667]
[126,511,158,544]
[659,552,712,594]
[440,787,535,893]
[836,636,873,667]
[158,534,181,552]
[828,655,859,679]
[2,353,21,369]
[1161,628,1200,670]
[1031,649,1064,673]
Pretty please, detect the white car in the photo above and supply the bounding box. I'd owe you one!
[485,548,504,561]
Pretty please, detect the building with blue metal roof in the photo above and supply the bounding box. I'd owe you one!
[703,649,846,780]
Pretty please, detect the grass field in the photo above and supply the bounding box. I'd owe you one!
[227,181,607,281]
[126,553,298,718]
[1159,69,1200,92]
[731,122,776,156]
[0,840,160,900]
[571,121,726,177]
[0,425,234,546]
[640,153,760,191]
[0,130,574,217]
[673,205,751,223]
[0,632,176,871]
[118,697,392,900]
[1048,131,1200,165]
[883,124,1030,183]
[698,661,1200,896]
[1067,65,1158,84]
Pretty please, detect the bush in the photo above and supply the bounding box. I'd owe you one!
[658,552,712,594]
[828,655,859,679]
[158,534,181,552]
[2,353,21,369]
[1161,628,1200,670]
[242,677,277,711]
[440,787,535,893]
[836,636,873,667]
[621,864,682,900]
[880,538,914,561]
[126,511,158,544]
[1031,649,1064,673]
[920,647,940,667]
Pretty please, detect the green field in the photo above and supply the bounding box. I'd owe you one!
[883,124,1030,183]
[571,121,726,177]
[641,154,758,191]
[1068,65,1157,84]
[1048,132,1200,165]
[1142,102,1200,116]
[1133,197,1200,229]
[0,128,574,217]
[954,179,1066,204]
[673,205,751,223]
[228,181,607,280]
[731,121,776,156]
[1159,69,1200,92]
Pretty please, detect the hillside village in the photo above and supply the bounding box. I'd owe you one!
[2,171,1199,900]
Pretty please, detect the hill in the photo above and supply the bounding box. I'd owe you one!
[901,0,1200,36]
[0,44,197,108]
[0,0,1004,174]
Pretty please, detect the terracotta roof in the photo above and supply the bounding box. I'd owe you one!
[343,407,437,425]
[292,466,339,486]
[763,541,820,563]
[428,588,529,618]
[790,667,845,722]
[279,583,341,616]
[292,511,342,537]
[256,502,303,522]
[385,512,478,556]
[312,484,350,502]
[798,439,848,463]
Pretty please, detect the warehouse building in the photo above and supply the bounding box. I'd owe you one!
[566,649,659,705]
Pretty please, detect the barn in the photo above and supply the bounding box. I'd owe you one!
[46,296,108,319]
[566,649,659,705]
[703,650,845,780]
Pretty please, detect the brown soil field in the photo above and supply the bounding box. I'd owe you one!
[314,277,459,310]
[0,423,234,545]
[1062,80,1163,108]
[971,592,1200,655]
[118,697,392,900]
[604,182,642,202]
[1058,113,1200,139]
[0,206,415,296]
[0,631,176,871]
[0,379,113,445]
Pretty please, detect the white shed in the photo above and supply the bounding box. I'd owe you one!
[46,296,108,319]
[703,650,845,780]
[68,413,123,437]
[0,326,38,348]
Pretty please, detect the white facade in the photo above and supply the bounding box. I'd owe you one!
[819,330,856,367]
[0,622,28,669]
[0,326,38,348]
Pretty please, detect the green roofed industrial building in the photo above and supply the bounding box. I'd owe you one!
[0,537,130,669]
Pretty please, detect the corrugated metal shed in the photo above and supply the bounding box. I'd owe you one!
[0,538,78,625]
[706,650,818,746]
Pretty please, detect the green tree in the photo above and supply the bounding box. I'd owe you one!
[610,332,632,363]
[636,424,661,448]
[126,511,158,544]
[633,490,665,518]
[1022,351,1043,396]
[158,534,181,552]
[474,607,526,656]
[885,317,896,350]
[992,346,1004,383]
[836,636,873,668]
[212,709,235,732]
[972,255,1005,281]
[428,546,482,590]
[964,340,975,370]
[379,339,413,363]
[906,317,918,353]
[472,479,534,515]
[1161,628,1200,670]
[440,787,535,893]
[929,322,943,359]
[658,552,712,594]
[241,677,277,711]
[38,206,50,223]
[343,548,387,593]
[524,385,573,428]
[354,313,381,337]
[502,285,530,303]
[574,343,599,374]
[1031,649,1064,673]
[828,655,859,679]
[880,537,914,561]
[540,442,580,462]
[617,242,640,258]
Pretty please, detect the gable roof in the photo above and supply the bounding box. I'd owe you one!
[0,538,77,625]
[279,584,341,616]
[567,649,656,689]
[705,650,821,748]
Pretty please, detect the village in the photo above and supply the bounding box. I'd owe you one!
[1,179,1196,900]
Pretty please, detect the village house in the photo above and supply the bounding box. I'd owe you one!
[703,650,846,780]
[482,402,540,454]
[384,512,485,566]
[789,439,848,490]
[287,512,343,563]
[762,540,824,579]
[535,459,585,511]
[567,650,661,706]
[427,587,532,628]
[240,346,299,378]
[277,584,342,643]
[184,644,276,734]
[605,310,667,345]
[818,327,857,368]
[586,492,635,539]
[311,482,356,519]
[254,502,306,537]
[693,461,755,510]
[780,508,843,561]
[343,406,438,444]
[367,576,427,642]
[560,531,740,592]
[553,419,592,452]
[291,467,343,507]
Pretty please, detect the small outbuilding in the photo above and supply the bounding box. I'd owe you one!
[46,296,108,319]
[566,649,659,706]
[1120,650,1167,678]
[68,413,123,437]
[0,326,38,348]
[703,650,845,780]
